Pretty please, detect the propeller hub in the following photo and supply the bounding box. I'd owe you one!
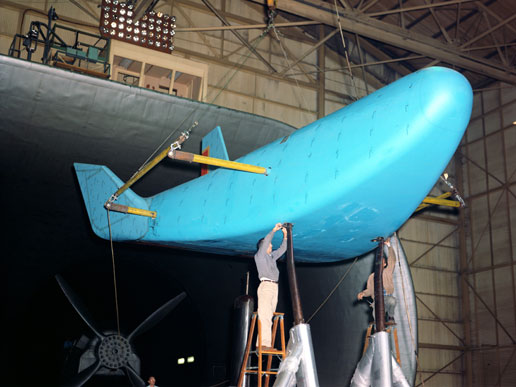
[98,334,132,369]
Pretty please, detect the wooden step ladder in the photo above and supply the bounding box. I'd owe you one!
[237,312,287,387]
[362,321,401,364]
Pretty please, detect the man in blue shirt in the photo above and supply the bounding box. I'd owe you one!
[254,223,287,350]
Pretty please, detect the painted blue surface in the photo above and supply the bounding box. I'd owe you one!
[201,126,229,174]
[75,67,473,262]
[202,126,229,160]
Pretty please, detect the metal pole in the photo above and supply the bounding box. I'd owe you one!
[106,129,192,204]
[202,0,277,73]
[169,150,267,175]
[176,20,320,32]
[285,223,304,325]
[373,238,385,332]
[456,151,473,387]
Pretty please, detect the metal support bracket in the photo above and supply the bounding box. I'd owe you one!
[105,202,157,219]
[168,149,267,175]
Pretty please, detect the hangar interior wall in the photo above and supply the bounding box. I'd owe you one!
[2,1,516,386]
[461,84,516,387]
[0,0,372,129]
[399,201,463,387]
[398,84,516,387]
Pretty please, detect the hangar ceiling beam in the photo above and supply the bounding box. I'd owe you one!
[266,0,516,85]
[459,13,516,49]
[176,20,321,32]
[365,0,475,17]
[360,0,380,13]
[279,29,338,76]
[69,0,98,22]
[202,0,277,73]
[476,1,516,40]
[423,0,453,45]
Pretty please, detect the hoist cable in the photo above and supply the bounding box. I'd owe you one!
[272,24,311,114]
[126,24,272,188]
[103,24,274,334]
[396,234,424,386]
[306,257,358,323]
[333,0,360,101]
[107,209,122,337]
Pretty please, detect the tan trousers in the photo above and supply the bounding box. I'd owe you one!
[256,281,278,348]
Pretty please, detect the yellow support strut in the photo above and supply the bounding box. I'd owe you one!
[111,147,170,201]
[104,129,193,218]
[169,150,267,175]
[102,126,266,219]
[415,192,460,212]
[105,202,157,219]
[107,130,192,204]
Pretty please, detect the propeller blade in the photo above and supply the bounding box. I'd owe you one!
[125,364,146,387]
[62,358,101,387]
[55,274,104,339]
[128,292,186,342]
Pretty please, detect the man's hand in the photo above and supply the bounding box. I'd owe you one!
[273,223,282,232]
[385,238,391,247]
[357,291,364,300]
[282,227,287,238]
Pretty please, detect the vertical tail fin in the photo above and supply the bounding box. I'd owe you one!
[201,126,229,175]
[74,163,150,241]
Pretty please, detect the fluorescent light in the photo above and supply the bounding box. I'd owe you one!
[177,358,185,365]
[187,356,195,363]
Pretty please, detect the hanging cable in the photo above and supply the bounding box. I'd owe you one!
[333,0,360,101]
[306,257,358,323]
[271,24,312,115]
[205,27,270,106]
[107,209,122,337]
[126,23,272,189]
[103,25,274,331]
[396,234,425,386]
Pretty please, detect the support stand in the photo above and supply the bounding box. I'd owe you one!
[274,223,319,387]
[373,237,386,332]
[350,238,410,387]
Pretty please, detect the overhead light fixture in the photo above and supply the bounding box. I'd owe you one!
[177,358,185,365]
[99,0,176,53]
[187,356,195,363]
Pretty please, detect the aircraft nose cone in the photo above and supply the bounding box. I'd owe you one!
[419,67,473,132]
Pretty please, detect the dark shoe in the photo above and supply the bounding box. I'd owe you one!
[386,316,396,325]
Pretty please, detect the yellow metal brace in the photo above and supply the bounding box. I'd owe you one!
[112,146,171,201]
[104,130,192,218]
[169,150,267,175]
[415,192,460,212]
[105,202,157,219]
[103,128,266,219]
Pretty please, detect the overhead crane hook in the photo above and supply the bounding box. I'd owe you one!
[266,0,277,32]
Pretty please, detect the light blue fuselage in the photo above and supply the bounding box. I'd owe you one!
[76,67,473,262]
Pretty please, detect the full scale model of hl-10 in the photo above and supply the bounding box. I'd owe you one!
[75,66,473,262]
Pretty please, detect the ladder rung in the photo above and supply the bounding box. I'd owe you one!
[251,350,283,355]
[260,349,283,354]
[245,370,280,375]
[245,367,279,373]
[237,311,287,387]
